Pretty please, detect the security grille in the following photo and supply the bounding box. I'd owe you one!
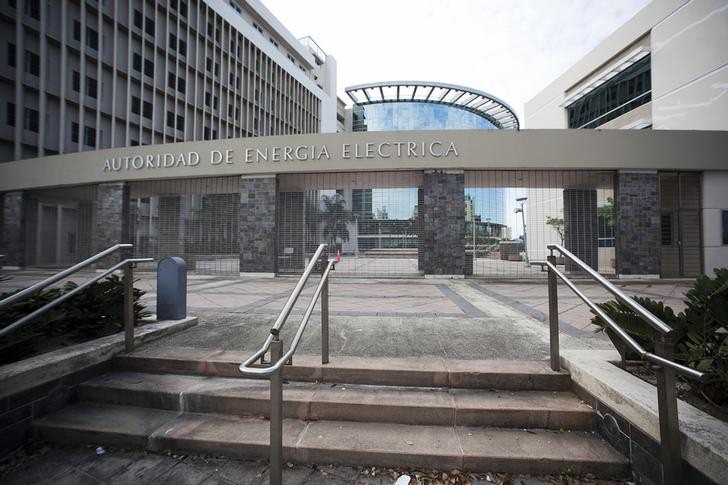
[660,172,702,278]
[22,185,97,267]
[278,171,423,277]
[465,170,616,279]
[128,176,240,274]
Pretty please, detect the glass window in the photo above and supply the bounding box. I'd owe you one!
[176,114,184,131]
[72,71,80,92]
[24,50,40,76]
[7,43,15,67]
[166,110,174,127]
[86,27,98,50]
[144,59,153,77]
[24,107,39,132]
[177,76,185,94]
[6,102,15,126]
[71,122,79,142]
[168,71,176,89]
[144,16,155,36]
[168,33,177,50]
[132,53,142,72]
[178,39,186,56]
[131,96,140,115]
[73,20,81,41]
[83,125,95,146]
[85,76,97,98]
[567,56,651,129]
[25,0,40,20]
[133,9,143,29]
[142,100,152,119]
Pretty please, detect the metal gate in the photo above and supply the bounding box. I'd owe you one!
[660,172,702,278]
[277,171,422,277]
[128,177,241,275]
[465,170,616,279]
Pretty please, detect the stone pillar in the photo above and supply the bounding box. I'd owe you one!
[93,183,129,265]
[240,176,277,274]
[616,171,660,277]
[422,170,465,276]
[563,188,598,272]
[2,191,26,268]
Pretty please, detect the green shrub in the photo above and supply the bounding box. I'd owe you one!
[0,275,150,364]
[590,269,728,405]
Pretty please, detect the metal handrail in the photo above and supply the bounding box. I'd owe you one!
[0,244,152,353]
[538,244,704,485]
[0,244,133,309]
[239,243,334,485]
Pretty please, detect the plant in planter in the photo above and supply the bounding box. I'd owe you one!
[590,268,728,406]
[0,276,150,365]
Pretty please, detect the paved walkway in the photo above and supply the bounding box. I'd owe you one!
[0,270,690,483]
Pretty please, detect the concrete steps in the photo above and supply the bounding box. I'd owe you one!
[33,346,629,477]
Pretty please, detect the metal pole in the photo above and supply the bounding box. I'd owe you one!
[124,262,134,353]
[655,336,681,485]
[521,202,529,265]
[547,255,560,371]
[269,337,284,485]
[321,277,329,365]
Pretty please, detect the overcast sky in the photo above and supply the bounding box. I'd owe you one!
[262,0,651,125]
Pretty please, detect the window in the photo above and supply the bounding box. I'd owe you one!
[213,129,217,138]
[269,37,278,48]
[84,125,96,146]
[227,104,232,117]
[144,59,154,77]
[72,71,80,91]
[142,100,152,119]
[167,71,176,89]
[178,39,186,56]
[177,76,185,94]
[229,1,241,14]
[215,29,220,43]
[133,9,143,29]
[25,0,40,20]
[235,106,239,120]
[85,76,97,98]
[73,20,81,41]
[144,16,154,35]
[9,0,15,8]
[166,110,174,128]
[723,211,728,245]
[132,53,142,72]
[229,72,234,85]
[204,92,211,107]
[6,102,15,126]
[86,27,98,50]
[235,77,240,90]
[287,53,295,63]
[8,43,16,67]
[207,22,213,36]
[131,96,141,115]
[568,55,652,129]
[24,107,39,132]
[252,22,263,35]
[71,122,79,142]
[168,33,177,50]
[24,50,40,76]
[179,1,187,17]
[214,62,219,76]
[176,114,184,131]
[206,57,212,72]
[213,96,218,110]
[130,139,139,146]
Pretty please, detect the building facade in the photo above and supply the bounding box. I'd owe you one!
[0,0,337,162]
[525,0,728,277]
[1,0,726,281]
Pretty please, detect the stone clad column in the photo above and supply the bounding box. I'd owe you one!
[2,191,26,268]
[616,171,660,277]
[93,183,129,265]
[240,175,277,274]
[422,170,465,276]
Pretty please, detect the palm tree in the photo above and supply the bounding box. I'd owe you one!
[320,193,355,252]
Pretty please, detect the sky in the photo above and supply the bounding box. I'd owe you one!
[262,0,651,125]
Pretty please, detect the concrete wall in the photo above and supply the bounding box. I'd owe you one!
[702,171,728,273]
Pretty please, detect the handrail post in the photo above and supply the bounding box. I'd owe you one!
[655,335,681,485]
[547,255,560,371]
[124,261,134,353]
[269,336,284,485]
[320,254,329,365]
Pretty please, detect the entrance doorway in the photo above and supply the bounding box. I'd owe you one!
[660,172,702,278]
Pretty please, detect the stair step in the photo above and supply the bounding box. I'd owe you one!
[113,347,571,390]
[35,402,628,477]
[78,372,595,430]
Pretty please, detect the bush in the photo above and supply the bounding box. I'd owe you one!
[591,268,728,405]
[0,275,150,364]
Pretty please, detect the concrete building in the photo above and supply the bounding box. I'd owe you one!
[0,0,726,281]
[525,0,728,277]
[0,0,337,162]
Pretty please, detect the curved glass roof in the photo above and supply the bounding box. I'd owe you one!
[346,81,519,130]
